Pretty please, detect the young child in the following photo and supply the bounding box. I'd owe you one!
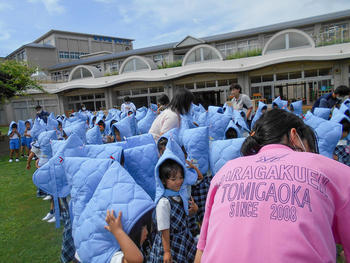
[150,156,196,263]
[333,118,350,166]
[104,209,153,263]
[23,120,32,157]
[8,122,21,162]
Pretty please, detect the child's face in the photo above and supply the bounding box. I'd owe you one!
[12,127,17,132]
[158,145,166,156]
[342,130,349,139]
[140,225,148,245]
[25,123,30,129]
[165,171,184,192]
[99,125,104,132]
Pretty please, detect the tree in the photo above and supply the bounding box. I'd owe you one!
[0,60,43,102]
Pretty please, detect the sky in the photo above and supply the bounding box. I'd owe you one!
[1,0,350,57]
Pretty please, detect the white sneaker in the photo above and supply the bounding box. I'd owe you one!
[47,216,56,223]
[15,158,19,162]
[42,212,54,221]
[9,159,13,163]
[43,195,52,201]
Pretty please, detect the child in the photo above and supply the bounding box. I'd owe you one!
[225,127,238,139]
[8,122,20,162]
[333,118,350,166]
[150,157,196,263]
[97,120,109,143]
[23,120,32,157]
[104,209,153,263]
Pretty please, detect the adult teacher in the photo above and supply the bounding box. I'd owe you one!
[230,83,253,120]
[149,87,194,141]
[195,109,350,263]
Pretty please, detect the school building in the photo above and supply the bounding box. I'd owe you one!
[2,9,350,125]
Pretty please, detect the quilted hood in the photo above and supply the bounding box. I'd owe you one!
[51,133,85,157]
[251,101,267,130]
[224,120,242,139]
[233,110,250,134]
[290,100,303,117]
[304,111,342,158]
[159,128,181,146]
[29,118,47,140]
[83,144,124,163]
[8,121,17,136]
[124,143,158,200]
[112,117,134,141]
[138,108,157,134]
[17,120,25,136]
[209,138,245,175]
[135,106,147,122]
[125,133,155,149]
[74,161,155,263]
[47,114,59,131]
[206,110,231,141]
[182,126,209,175]
[339,103,350,116]
[63,121,87,143]
[330,108,350,124]
[154,139,193,215]
[37,130,57,158]
[89,114,97,128]
[86,125,103,145]
[313,107,331,120]
[272,96,288,110]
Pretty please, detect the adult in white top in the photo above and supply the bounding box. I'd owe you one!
[149,88,194,141]
[121,96,136,114]
[230,84,253,120]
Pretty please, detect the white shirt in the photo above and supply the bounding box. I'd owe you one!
[149,109,180,141]
[121,102,136,113]
[156,196,181,231]
[10,133,19,139]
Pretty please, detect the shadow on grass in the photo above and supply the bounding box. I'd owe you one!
[0,155,62,262]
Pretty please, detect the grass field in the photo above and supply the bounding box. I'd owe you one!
[0,155,62,262]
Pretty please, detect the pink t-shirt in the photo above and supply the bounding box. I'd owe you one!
[198,144,350,263]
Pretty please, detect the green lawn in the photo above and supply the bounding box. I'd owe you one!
[0,155,62,262]
[0,125,8,135]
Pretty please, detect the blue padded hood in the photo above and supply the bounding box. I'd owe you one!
[150,103,158,112]
[47,114,59,131]
[135,106,148,122]
[138,108,157,134]
[112,117,134,141]
[86,126,103,145]
[196,111,208,127]
[224,120,242,139]
[313,107,331,120]
[74,161,155,263]
[339,103,350,116]
[125,133,155,149]
[290,100,303,117]
[51,133,85,157]
[63,121,87,143]
[18,120,25,136]
[64,157,114,238]
[8,121,17,136]
[30,118,47,140]
[159,128,181,146]
[304,111,342,158]
[206,111,231,141]
[38,130,57,159]
[83,144,124,163]
[232,110,250,134]
[209,138,245,175]
[223,105,233,116]
[154,139,193,215]
[272,96,288,110]
[251,101,267,130]
[124,143,158,200]
[182,126,209,175]
[89,114,97,128]
[330,108,350,124]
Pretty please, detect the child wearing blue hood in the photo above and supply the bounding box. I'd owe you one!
[149,158,196,263]
[8,122,21,162]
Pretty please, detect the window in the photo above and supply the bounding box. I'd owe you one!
[120,56,153,74]
[216,42,235,57]
[304,69,317,78]
[183,44,222,65]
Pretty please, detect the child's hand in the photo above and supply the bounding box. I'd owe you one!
[104,210,123,235]
[186,159,195,169]
[26,163,31,170]
[189,197,198,216]
[163,251,172,263]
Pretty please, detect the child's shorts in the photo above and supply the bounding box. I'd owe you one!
[9,138,20,150]
[25,137,32,149]
[21,137,26,146]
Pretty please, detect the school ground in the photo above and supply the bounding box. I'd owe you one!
[0,124,346,262]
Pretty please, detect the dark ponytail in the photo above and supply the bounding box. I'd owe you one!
[241,109,318,156]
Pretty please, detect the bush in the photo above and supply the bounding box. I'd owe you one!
[157,60,183,69]
[226,49,262,60]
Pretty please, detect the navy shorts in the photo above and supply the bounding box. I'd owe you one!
[21,137,26,146]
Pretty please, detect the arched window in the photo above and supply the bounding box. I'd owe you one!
[68,65,103,81]
[263,29,315,55]
[182,44,223,66]
[119,56,157,74]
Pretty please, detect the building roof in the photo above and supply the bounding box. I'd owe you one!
[47,9,350,71]
[6,43,56,58]
[40,42,350,94]
[33,29,134,43]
